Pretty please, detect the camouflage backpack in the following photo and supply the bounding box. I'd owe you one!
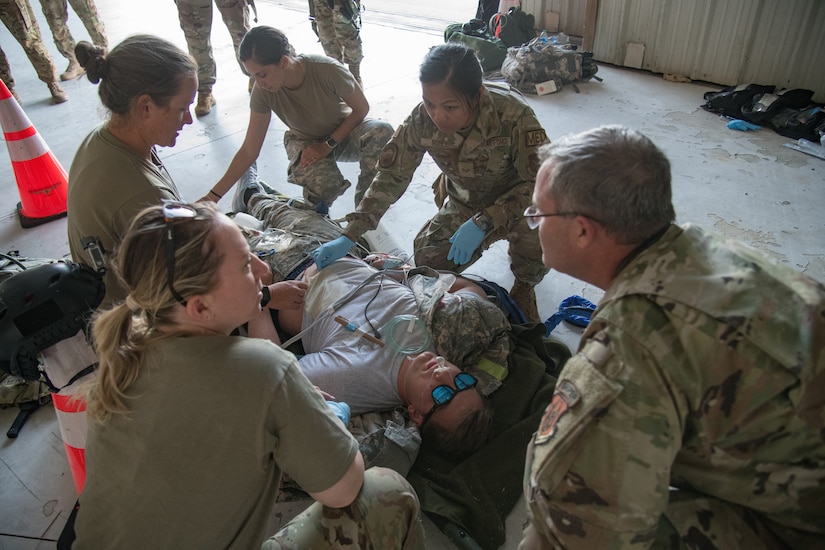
[501,36,598,94]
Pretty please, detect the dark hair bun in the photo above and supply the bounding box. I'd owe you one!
[75,41,108,84]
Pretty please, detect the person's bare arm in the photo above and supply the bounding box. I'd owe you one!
[299,86,369,168]
[275,269,314,336]
[247,307,281,345]
[202,110,271,201]
[308,450,365,508]
[448,276,488,299]
[266,280,307,310]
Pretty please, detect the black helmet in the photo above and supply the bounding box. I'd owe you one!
[0,261,104,382]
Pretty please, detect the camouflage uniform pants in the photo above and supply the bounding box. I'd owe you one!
[262,467,425,549]
[311,0,362,65]
[284,118,393,208]
[0,46,13,89]
[413,190,549,285]
[175,0,249,94]
[0,0,58,85]
[38,0,107,62]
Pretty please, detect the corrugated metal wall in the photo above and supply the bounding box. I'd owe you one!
[590,0,825,102]
[521,0,587,36]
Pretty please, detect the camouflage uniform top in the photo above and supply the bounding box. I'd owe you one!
[343,83,546,239]
[524,224,825,547]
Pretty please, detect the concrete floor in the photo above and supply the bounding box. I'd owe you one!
[1,0,823,547]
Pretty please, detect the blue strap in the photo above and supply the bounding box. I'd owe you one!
[466,276,528,325]
[544,295,597,335]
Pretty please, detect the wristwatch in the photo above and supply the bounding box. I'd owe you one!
[325,137,338,149]
[472,212,494,232]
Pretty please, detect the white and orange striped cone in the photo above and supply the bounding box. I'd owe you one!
[52,390,88,495]
[0,79,68,228]
[39,330,98,495]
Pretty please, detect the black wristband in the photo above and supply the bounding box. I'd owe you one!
[209,189,223,199]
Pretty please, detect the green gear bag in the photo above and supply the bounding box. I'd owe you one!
[0,373,49,407]
[444,23,507,72]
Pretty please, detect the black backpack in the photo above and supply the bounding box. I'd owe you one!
[702,84,823,141]
[739,88,815,124]
[701,84,776,116]
[489,7,536,48]
[766,105,825,141]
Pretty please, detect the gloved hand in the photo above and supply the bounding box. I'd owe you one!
[726,119,761,132]
[447,218,487,265]
[312,235,355,270]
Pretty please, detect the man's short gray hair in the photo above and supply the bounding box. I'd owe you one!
[538,125,675,245]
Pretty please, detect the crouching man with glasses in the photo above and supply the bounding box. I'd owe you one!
[520,125,825,549]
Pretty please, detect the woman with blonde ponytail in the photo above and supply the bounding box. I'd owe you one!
[73,201,424,549]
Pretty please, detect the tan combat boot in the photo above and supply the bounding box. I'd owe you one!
[48,82,68,104]
[348,63,362,87]
[60,58,85,81]
[510,280,540,323]
[195,92,215,117]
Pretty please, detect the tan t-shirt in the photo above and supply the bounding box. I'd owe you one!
[250,54,356,141]
[74,336,358,549]
[67,125,181,308]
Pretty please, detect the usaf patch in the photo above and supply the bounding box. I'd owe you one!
[524,129,547,148]
[535,379,581,444]
[378,144,398,169]
[527,153,540,177]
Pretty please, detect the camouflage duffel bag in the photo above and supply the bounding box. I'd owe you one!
[502,36,597,93]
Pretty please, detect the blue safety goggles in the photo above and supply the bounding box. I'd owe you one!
[421,372,477,426]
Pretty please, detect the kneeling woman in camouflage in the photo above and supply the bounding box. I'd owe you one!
[72,201,424,549]
[206,25,393,212]
[313,43,550,321]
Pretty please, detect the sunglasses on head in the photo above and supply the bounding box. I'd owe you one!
[421,371,477,427]
[137,200,206,306]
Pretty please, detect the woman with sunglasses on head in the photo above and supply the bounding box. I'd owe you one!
[66,35,196,309]
[312,43,551,322]
[72,201,424,549]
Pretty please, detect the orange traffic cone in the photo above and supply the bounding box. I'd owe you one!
[0,80,68,228]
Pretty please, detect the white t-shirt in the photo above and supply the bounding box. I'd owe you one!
[299,258,427,414]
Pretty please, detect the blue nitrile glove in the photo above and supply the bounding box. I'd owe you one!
[447,218,487,265]
[327,401,351,426]
[727,119,761,132]
[312,235,354,269]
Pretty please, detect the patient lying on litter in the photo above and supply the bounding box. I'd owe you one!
[241,194,512,459]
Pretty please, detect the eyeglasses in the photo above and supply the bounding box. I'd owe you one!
[523,205,600,230]
[158,201,203,306]
[421,372,477,427]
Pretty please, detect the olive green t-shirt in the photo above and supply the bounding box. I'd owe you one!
[74,336,358,549]
[250,54,355,141]
[67,125,181,308]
